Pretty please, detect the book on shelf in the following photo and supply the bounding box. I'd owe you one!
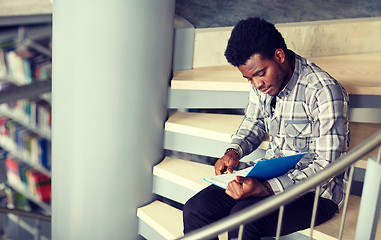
[34,98,51,130]
[25,168,51,202]
[4,187,31,211]
[0,116,51,169]
[6,50,33,84]
[0,97,52,132]
[204,153,306,189]
[0,37,51,85]
[5,158,26,190]
[5,157,51,203]
[38,138,51,170]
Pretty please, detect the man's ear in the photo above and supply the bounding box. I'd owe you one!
[274,48,286,64]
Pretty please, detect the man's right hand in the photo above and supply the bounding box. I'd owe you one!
[214,150,240,175]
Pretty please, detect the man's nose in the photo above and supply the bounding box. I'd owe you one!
[251,78,264,89]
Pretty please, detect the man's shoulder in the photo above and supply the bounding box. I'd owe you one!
[294,54,348,100]
[297,55,329,77]
[296,54,341,89]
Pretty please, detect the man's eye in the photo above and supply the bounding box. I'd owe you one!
[259,71,266,77]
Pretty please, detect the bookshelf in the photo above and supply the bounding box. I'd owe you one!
[0,20,52,220]
[0,3,52,239]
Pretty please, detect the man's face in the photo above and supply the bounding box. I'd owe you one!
[238,51,289,96]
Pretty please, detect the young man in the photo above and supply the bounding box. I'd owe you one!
[183,17,350,239]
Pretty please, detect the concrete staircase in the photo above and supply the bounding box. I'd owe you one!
[137,16,381,240]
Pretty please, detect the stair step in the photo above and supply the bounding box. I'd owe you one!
[310,52,381,96]
[137,200,347,240]
[165,111,268,147]
[153,156,213,204]
[315,195,381,240]
[164,111,268,158]
[137,200,229,240]
[166,111,242,142]
[172,52,381,96]
[350,122,381,168]
[137,200,183,240]
[172,64,247,92]
[154,157,213,192]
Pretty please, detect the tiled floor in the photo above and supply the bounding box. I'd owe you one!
[175,0,381,28]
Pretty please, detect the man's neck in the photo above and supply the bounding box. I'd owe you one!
[286,51,296,79]
[278,52,295,93]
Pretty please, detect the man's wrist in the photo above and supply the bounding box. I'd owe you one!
[224,148,240,159]
[263,181,273,195]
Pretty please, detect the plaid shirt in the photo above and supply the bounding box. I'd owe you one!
[229,53,350,207]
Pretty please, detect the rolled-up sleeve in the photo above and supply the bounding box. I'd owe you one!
[229,87,267,158]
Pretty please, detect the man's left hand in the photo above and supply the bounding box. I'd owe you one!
[225,176,271,200]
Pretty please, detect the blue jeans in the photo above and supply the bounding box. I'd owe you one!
[183,185,338,240]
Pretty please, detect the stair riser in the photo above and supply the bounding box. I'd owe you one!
[164,131,266,160]
[169,89,381,120]
[168,89,248,109]
[153,176,201,205]
[349,108,381,124]
[138,221,169,240]
[164,131,229,158]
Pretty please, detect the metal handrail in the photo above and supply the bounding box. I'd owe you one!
[179,129,381,240]
[0,207,51,222]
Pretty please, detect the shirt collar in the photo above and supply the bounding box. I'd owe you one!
[277,53,301,98]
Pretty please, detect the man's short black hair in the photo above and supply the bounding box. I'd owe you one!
[224,17,288,67]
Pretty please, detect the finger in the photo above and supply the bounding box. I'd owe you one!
[225,185,236,199]
[214,161,223,175]
[215,166,220,175]
[225,187,232,197]
[215,164,225,175]
[226,180,243,199]
[235,176,243,183]
[227,159,237,174]
[215,157,230,175]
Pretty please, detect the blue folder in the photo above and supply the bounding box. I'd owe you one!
[246,153,306,180]
[204,153,306,189]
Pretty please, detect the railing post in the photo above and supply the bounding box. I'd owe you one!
[354,156,381,240]
[237,224,244,240]
[338,164,355,240]
[309,185,321,240]
[275,205,284,240]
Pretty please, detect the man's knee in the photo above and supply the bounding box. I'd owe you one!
[183,192,210,221]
